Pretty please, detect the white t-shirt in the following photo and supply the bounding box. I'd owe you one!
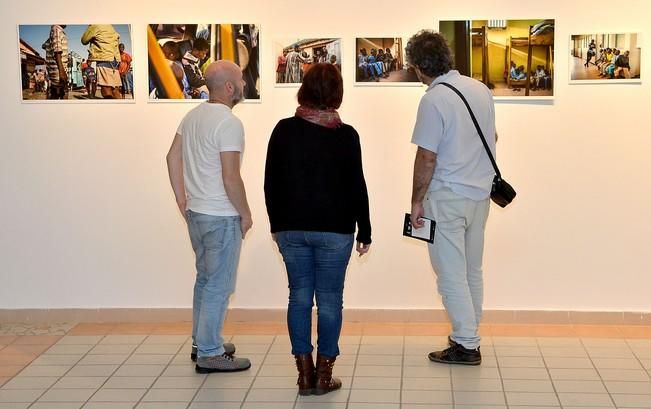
[411,70,496,200]
[177,102,245,216]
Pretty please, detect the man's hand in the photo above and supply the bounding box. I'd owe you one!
[410,201,425,229]
[240,216,253,239]
[356,241,371,256]
[176,199,187,219]
[60,69,68,83]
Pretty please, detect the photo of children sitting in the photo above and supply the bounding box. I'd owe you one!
[570,33,641,82]
[355,38,418,83]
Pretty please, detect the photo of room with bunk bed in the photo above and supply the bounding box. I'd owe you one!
[439,19,555,98]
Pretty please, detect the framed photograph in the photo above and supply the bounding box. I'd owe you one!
[569,33,642,84]
[272,38,342,86]
[18,24,134,102]
[438,19,555,99]
[148,24,260,102]
[354,37,420,86]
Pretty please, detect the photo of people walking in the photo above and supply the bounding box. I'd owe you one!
[570,33,641,83]
[19,24,133,101]
[355,37,418,84]
[148,24,260,100]
[273,38,341,85]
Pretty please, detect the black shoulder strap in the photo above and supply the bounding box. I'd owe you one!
[437,82,501,178]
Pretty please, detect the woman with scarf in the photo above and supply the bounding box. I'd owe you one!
[264,63,372,396]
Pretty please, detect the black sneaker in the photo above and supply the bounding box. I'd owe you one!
[191,342,236,362]
[428,343,481,366]
[447,336,458,347]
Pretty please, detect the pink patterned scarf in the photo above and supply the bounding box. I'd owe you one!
[295,106,342,129]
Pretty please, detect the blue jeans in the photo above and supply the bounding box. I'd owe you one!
[276,231,354,358]
[186,210,242,358]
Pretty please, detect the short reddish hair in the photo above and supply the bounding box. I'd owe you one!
[297,63,343,109]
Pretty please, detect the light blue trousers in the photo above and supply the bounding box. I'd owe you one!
[425,188,490,349]
[186,210,242,358]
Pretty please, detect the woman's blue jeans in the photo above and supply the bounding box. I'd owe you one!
[276,231,354,358]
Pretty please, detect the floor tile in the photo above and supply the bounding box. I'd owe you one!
[31,403,83,409]
[113,365,165,377]
[241,403,295,409]
[229,335,275,344]
[188,403,240,409]
[611,394,651,408]
[38,388,95,402]
[598,368,650,381]
[494,346,540,357]
[355,365,402,377]
[1,377,58,390]
[451,366,500,379]
[143,335,188,344]
[78,355,129,365]
[12,336,61,346]
[102,377,156,389]
[553,379,607,393]
[88,388,147,402]
[124,354,173,365]
[0,367,24,378]
[505,391,560,406]
[89,345,138,355]
[501,379,554,393]
[193,388,247,402]
[499,367,549,380]
[358,345,403,356]
[99,335,147,345]
[540,347,588,357]
[403,366,449,378]
[497,356,545,368]
[52,376,107,389]
[134,344,181,354]
[592,357,644,369]
[604,380,651,394]
[152,376,204,389]
[351,376,401,390]
[347,404,399,409]
[453,391,505,405]
[586,347,636,358]
[136,403,188,409]
[294,403,347,409]
[203,376,255,389]
[257,365,297,377]
[45,345,93,355]
[82,402,137,409]
[0,389,45,402]
[558,392,615,407]
[356,354,402,366]
[360,336,404,345]
[544,357,594,369]
[402,377,451,391]
[296,388,348,403]
[402,390,453,404]
[401,405,453,409]
[67,365,118,377]
[453,378,503,391]
[141,388,197,401]
[349,389,400,403]
[548,368,601,380]
[31,354,83,366]
[18,365,72,377]
[56,336,103,345]
[245,388,297,402]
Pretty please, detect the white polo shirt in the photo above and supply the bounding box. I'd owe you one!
[411,70,496,200]
[177,102,244,216]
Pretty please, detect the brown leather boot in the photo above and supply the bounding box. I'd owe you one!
[314,353,342,395]
[294,354,315,396]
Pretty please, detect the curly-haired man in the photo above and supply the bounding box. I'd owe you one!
[407,30,498,366]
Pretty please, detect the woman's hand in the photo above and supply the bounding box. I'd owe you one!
[356,241,371,257]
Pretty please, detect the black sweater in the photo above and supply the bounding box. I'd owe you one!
[264,116,372,244]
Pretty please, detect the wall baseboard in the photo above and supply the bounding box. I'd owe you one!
[1,308,650,325]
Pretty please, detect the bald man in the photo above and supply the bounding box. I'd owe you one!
[167,61,252,373]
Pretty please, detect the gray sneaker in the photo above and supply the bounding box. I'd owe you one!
[191,342,235,362]
[196,353,251,373]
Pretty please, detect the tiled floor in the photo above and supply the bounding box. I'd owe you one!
[1,323,651,408]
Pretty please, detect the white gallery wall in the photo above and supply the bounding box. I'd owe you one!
[1,0,650,312]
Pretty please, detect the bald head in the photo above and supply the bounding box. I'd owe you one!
[205,60,241,94]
